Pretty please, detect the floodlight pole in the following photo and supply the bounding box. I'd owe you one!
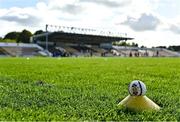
[45,24,48,52]
[124,33,127,57]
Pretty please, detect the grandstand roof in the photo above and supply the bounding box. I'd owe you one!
[32,31,134,45]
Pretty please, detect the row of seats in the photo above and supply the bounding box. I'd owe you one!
[0,47,43,57]
[112,48,180,57]
[48,45,112,57]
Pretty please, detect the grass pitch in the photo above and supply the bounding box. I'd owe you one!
[0,57,180,121]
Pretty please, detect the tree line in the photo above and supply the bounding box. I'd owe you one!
[113,41,139,47]
[0,29,44,43]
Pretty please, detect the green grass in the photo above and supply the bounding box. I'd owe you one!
[0,39,16,43]
[0,57,180,121]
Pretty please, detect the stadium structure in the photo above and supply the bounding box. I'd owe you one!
[31,25,134,57]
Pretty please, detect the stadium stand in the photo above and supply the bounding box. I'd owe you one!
[0,48,9,56]
[112,46,180,57]
[0,43,47,57]
[31,25,134,57]
[158,48,180,57]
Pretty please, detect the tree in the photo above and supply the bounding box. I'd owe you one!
[140,45,147,48]
[3,31,20,40]
[132,42,138,47]
[113,41,139,47]
[156,46,167,49]
[34,30,44,35]
[18,29,32,43]
[168,46,180,51]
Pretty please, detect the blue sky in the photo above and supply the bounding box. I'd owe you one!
[156,0,180,18]
[0,0,38,8]
[0,0,180,47]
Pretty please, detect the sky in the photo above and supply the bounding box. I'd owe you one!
[0,0,180,47]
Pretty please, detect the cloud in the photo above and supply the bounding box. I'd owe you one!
[0,14,41,26]
[52,4,84,15]
[0,7,42,26]
[36,0,85,15]
[62,4,84,14]
[121,13,160,31]
[79,0,131,8]
[169,24,180,34]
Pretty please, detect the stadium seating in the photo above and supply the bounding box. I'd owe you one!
[0,43,47,57]
[112,46,180,57]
